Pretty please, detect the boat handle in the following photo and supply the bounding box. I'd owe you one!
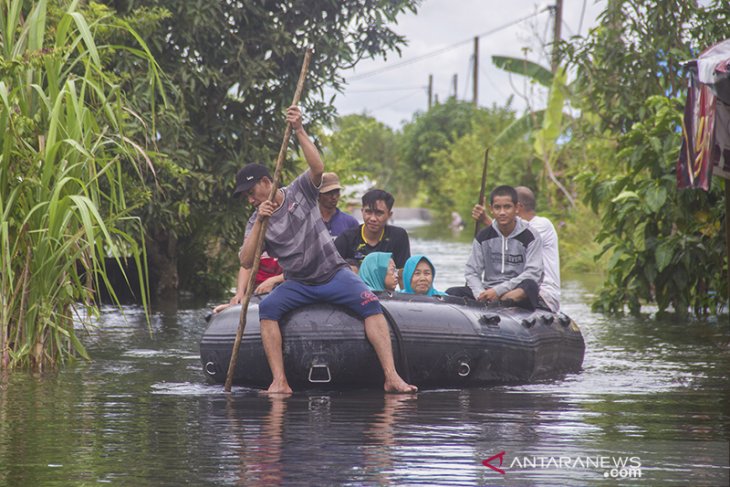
[479,314,501,327]
[308,363,332,383]
[457,361,471,377]
[521,318,536,328]
[204,361,216,376]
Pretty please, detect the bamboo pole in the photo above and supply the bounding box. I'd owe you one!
[725,179,730,315]
[225,48,313,392]
[474,148,489,238]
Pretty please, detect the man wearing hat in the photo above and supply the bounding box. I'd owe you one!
[235,105,417,395]
[318,172,359,238]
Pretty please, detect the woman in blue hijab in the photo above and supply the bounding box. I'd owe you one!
[401,255,445,296]
[359,252,398,292]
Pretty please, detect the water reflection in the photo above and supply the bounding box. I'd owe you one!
[211,393,421,486]
[228,395,286,486]
[0,231,729,485]
[180,386,729,485]
[363,394,418,485]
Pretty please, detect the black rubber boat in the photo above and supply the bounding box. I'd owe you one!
[199,293,585,390]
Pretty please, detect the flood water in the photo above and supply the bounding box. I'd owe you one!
[1,230,729,486]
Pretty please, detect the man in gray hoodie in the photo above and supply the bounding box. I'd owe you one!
[464,185,544,309]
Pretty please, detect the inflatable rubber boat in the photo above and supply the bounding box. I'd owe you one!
[200,293,585,390]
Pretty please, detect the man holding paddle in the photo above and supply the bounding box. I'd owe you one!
[236,106,417,394]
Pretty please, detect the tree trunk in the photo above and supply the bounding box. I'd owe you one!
[146,227,179,303]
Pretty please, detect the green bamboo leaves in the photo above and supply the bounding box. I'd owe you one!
[491,55,574,207]
[0,1,161,370]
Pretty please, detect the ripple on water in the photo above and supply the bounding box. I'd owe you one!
[2,233,729,487]
[150,382,226,396]
[122,348,200,359]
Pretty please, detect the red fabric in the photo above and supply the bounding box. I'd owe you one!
[678,38,730,189]
[255,257,282,286]
[678,74,714,190]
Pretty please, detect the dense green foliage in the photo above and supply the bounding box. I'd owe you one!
[1,0,421,370]
[320,113,399,194]
[323,0,730,317]
[100,0,420,297]
[421,103,537,219]
[0,0,161,369]
[565,0,730,316]
[324,99,540,225]
[5,0,728,351]
[579,97,726,315]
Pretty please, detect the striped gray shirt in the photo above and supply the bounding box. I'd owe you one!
[246,170,349,285]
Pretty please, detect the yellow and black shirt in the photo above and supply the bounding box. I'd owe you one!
[334,224,411,269]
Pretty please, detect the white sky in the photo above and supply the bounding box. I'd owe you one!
[324,0,607,129]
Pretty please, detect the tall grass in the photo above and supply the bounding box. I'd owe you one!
[0,0,163,370]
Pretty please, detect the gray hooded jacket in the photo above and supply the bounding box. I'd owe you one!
[465,217,543,298]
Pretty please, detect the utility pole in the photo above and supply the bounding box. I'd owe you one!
[452,74,458,99]
[428,74,433,109]
[551,0,563,72]
[473,36,479,106]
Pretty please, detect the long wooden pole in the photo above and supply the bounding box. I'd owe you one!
[473,36,479,106]
[551,0,563,73]
[427,74,433,109]
[225,48,313,392]
[474,148,489,238]
[725,179,730,314]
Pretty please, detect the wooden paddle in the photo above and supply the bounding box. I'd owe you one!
[225,48,313,392]
[474,148,489,238]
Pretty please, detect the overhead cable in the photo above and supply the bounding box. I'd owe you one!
[347,7,550,82]
[347,86,426,93]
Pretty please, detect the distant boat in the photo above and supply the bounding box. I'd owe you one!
[200,293,585,390]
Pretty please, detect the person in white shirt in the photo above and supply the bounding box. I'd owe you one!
[471,186,561,311]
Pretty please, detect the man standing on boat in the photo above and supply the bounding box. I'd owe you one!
[463,185,544,308]
[334,189,411,282]
[236,106,417,394]
[472,186,559,310]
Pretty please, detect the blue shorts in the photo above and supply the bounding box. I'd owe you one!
[258,268,382,322]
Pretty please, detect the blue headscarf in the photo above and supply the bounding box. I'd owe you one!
[359,252,393,292]
[401,254,445,296]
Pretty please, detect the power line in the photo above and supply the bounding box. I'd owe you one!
[480,65,508,99]
[347,7,550,82]
[371,88,425,112]
[347,86,426,93]
[561,19,575,37]
[577,0,588,36]
[463,55,473,100]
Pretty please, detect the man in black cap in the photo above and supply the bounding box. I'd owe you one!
[213,173,356,313]
[235,105,417,394]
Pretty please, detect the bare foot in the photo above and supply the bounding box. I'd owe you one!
[384,375,418,393]
[265,379,293,394]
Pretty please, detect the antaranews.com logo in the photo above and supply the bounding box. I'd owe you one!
[482,451,642,479]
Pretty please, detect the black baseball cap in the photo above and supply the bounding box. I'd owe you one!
[232,163,271,197]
